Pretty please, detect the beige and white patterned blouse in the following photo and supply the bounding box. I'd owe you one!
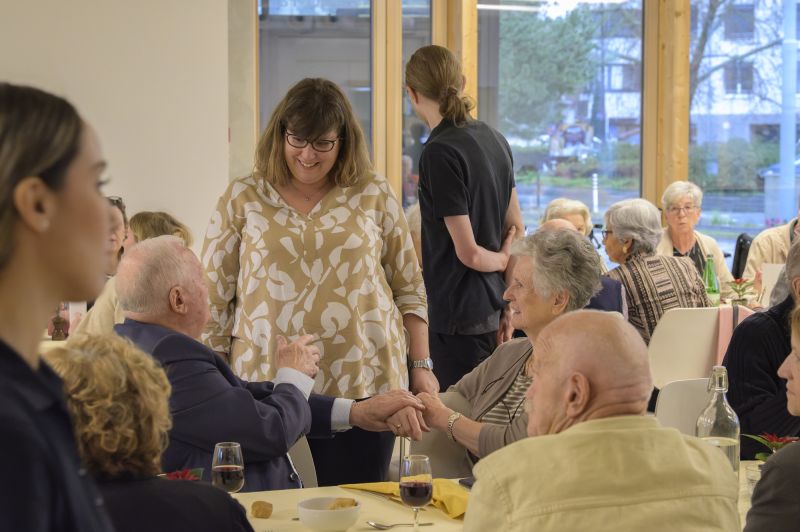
[201,173,427,399]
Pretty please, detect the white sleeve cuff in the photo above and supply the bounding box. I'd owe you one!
[331,398,355,432]
[272,367,315,400]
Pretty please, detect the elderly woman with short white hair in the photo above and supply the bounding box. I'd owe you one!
[541,197,592,236]
[657,181,733,298]
[604,198,710,344]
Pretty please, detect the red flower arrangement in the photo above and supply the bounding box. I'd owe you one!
[743,433,799,461]
[163,467,203,481]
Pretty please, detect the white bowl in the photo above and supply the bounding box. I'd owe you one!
[297,497,361,532]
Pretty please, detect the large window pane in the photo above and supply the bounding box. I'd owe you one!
[689,0,797,271]
[477,0,642,261]
[401,0,431,207]
[258,0,372,145]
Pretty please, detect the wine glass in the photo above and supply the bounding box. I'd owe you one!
[400,454,432,531]
[211,442,244,493]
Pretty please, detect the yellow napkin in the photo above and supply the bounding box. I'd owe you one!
[339,478,468,519]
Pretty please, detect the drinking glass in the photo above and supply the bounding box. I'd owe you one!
[400,454,432,531]
[211,442,244,493]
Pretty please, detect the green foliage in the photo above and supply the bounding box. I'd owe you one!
[498,9,597,137]
[690,138,772,191]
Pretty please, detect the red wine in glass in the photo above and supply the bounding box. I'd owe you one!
[400,481,433,507]
[400,454,432,530]
[211,465,244,493]
[212,442,245,493]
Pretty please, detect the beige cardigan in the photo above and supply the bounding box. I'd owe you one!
[450,338,533,457]
[657,228,734,299]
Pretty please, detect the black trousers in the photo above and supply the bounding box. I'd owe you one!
[429,331,497,391]
[307,427,396,486]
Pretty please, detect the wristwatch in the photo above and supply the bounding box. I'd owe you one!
[410,357,434,370]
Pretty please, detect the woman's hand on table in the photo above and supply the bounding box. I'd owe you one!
[350,390,425,435]
[410,368,440,395]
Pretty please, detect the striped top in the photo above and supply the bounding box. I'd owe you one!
[606,252,711,344]
[480,371,532,426]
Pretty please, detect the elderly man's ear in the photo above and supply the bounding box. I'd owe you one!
[169,285,189,315]
[564,373,591,418]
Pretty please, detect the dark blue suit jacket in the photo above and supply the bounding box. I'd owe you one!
[586,276,624,314]
[115,319,335,491]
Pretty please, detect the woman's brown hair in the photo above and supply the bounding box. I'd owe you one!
[0,83,84,269]
[255,78,372,187]
[405,45,475,127]
[129,211,193,247]
[45,334,172,479]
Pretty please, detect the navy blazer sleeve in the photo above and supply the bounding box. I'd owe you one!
[156,335,314,461]
[241,380,334,437]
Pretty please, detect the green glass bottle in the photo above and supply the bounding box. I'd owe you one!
[703,253,720,306]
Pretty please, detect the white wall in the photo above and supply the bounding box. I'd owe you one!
[0,0,229,251]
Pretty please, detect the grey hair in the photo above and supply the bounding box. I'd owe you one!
[604,198,662,255]
[116,235,193,315]
[541,197,593,236]
[786,238,800,283]
[511,228,602,311]
[661,181,703,209]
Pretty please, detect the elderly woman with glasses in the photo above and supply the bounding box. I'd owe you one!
[202,78,430,486]
[411,228,601,476]
[604,198,710,344]
[656,181,733,299]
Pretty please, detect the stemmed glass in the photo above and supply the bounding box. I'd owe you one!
[399,454,433,531]
[211,442,245,493]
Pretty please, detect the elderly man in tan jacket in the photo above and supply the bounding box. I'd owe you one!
[743,212,800,282]
[464,310,740,532]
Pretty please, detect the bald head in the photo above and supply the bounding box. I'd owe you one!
[539,218,580,233]
[116,236,210,337]
[526,310,653,436]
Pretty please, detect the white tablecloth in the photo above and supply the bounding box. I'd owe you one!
[234,485,463,531]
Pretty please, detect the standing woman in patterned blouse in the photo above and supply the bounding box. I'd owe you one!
[603,198,710,344]
[201,78,434,485]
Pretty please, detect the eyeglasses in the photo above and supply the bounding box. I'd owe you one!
[601,229,613,239]
[666,205,697,215]
[284,132,341,153]
[108,195,126,213]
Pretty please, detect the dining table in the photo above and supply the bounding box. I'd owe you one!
[234,483,464,532]
[232,463,757,532]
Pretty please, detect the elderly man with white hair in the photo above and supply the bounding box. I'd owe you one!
[464,310,740,532]
[603,198,710,344]
[657,181,733,298]
[113,236,424,491]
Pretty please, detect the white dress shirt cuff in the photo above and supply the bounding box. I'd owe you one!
[331,398,355,432]
[272,367,315,400]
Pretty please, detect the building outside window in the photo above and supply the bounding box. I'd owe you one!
[689,0,798,270]
[477,0,642,264]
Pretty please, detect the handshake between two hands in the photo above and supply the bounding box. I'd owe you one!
[274,335,444,441]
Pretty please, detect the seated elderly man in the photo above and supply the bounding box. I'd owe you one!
[724,239,800,458]
[744,305,800,532]
[464,311,740,532]
[112,236,423,491]
[743,204,800,281]
[411,228,601,475]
